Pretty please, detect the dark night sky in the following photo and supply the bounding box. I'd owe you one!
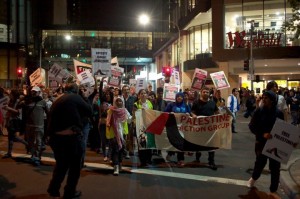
[76,0,167,30]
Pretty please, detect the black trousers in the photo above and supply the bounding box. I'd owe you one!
[252,141,281,193]
[48,134,84,197]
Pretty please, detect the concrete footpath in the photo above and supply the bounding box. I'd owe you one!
[281,145,300,199]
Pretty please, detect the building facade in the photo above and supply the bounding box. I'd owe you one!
[155,0,300,96]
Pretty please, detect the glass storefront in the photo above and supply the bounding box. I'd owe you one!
[187,23,212,60]
[224,0,297,49]
[42,30,155,58]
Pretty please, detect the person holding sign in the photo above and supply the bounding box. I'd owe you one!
[247,90,284,195]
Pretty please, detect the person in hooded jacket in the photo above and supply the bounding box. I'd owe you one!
[164,92,191,167]
[247,90,284,196]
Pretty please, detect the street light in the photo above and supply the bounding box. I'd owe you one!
[138,14,181,73]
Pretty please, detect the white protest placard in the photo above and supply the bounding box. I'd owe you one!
[48,63,72,87]
[80,82,94,96]
[163,83,180,102]
[111,56,119,67]
[135,78,147,94]
[262,119,300,164]
[107,65,124,88]
[174,70,180,85]
[191,68,207,91]
[129,79,137,87]
[29,68,43,86]
[210,71,230,90]
[77,70,95,86]
[91,48,111,77]
[73,59,92,76]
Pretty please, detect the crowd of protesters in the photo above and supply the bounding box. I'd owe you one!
[239,84,300,125]
[0,82,299,164]
[0,80,299,198]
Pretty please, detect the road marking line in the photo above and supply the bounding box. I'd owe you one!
[1,151,248,187]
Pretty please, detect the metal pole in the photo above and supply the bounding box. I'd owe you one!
[248,20,255,90]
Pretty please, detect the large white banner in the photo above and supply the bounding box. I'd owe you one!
[262,119,300,164]
[91,48,111,77]
[135,109,232,151]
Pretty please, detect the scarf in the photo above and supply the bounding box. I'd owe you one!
[109,106,127,149]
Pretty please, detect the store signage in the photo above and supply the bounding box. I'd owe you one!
[227,30,282,48]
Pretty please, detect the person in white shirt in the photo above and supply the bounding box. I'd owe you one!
[266,81,288,121]
[227,88,240,133]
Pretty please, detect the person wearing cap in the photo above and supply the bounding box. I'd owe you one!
[247,90,284,196]
[22,85,48,166]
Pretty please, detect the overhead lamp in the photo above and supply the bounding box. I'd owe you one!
[65,35,72,40]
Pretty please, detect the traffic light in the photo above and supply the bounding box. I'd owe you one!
[17,67,22,78]
[163,66,172,77]
[243,60,249,71]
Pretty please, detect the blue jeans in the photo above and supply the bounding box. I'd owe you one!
[81,123,90,166]
[26,126,44,161]
[232,112,237,132]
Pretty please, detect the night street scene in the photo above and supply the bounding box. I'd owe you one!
[0,0,300,199]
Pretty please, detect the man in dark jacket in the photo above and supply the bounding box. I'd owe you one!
[247,90,284,194]
[47,83,92,199]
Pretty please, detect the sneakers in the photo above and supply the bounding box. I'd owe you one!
[33,160,41,166]
[209,162,217,170]
[247,177,255,188]
[165,155,171,162]
[177,161,185,168]
[103,156,108,162]
[113,165,119,176]
[125,151,130,159]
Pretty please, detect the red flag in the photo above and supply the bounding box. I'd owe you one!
[145,113,169,135]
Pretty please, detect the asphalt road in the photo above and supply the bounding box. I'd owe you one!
[0,112,289,199]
